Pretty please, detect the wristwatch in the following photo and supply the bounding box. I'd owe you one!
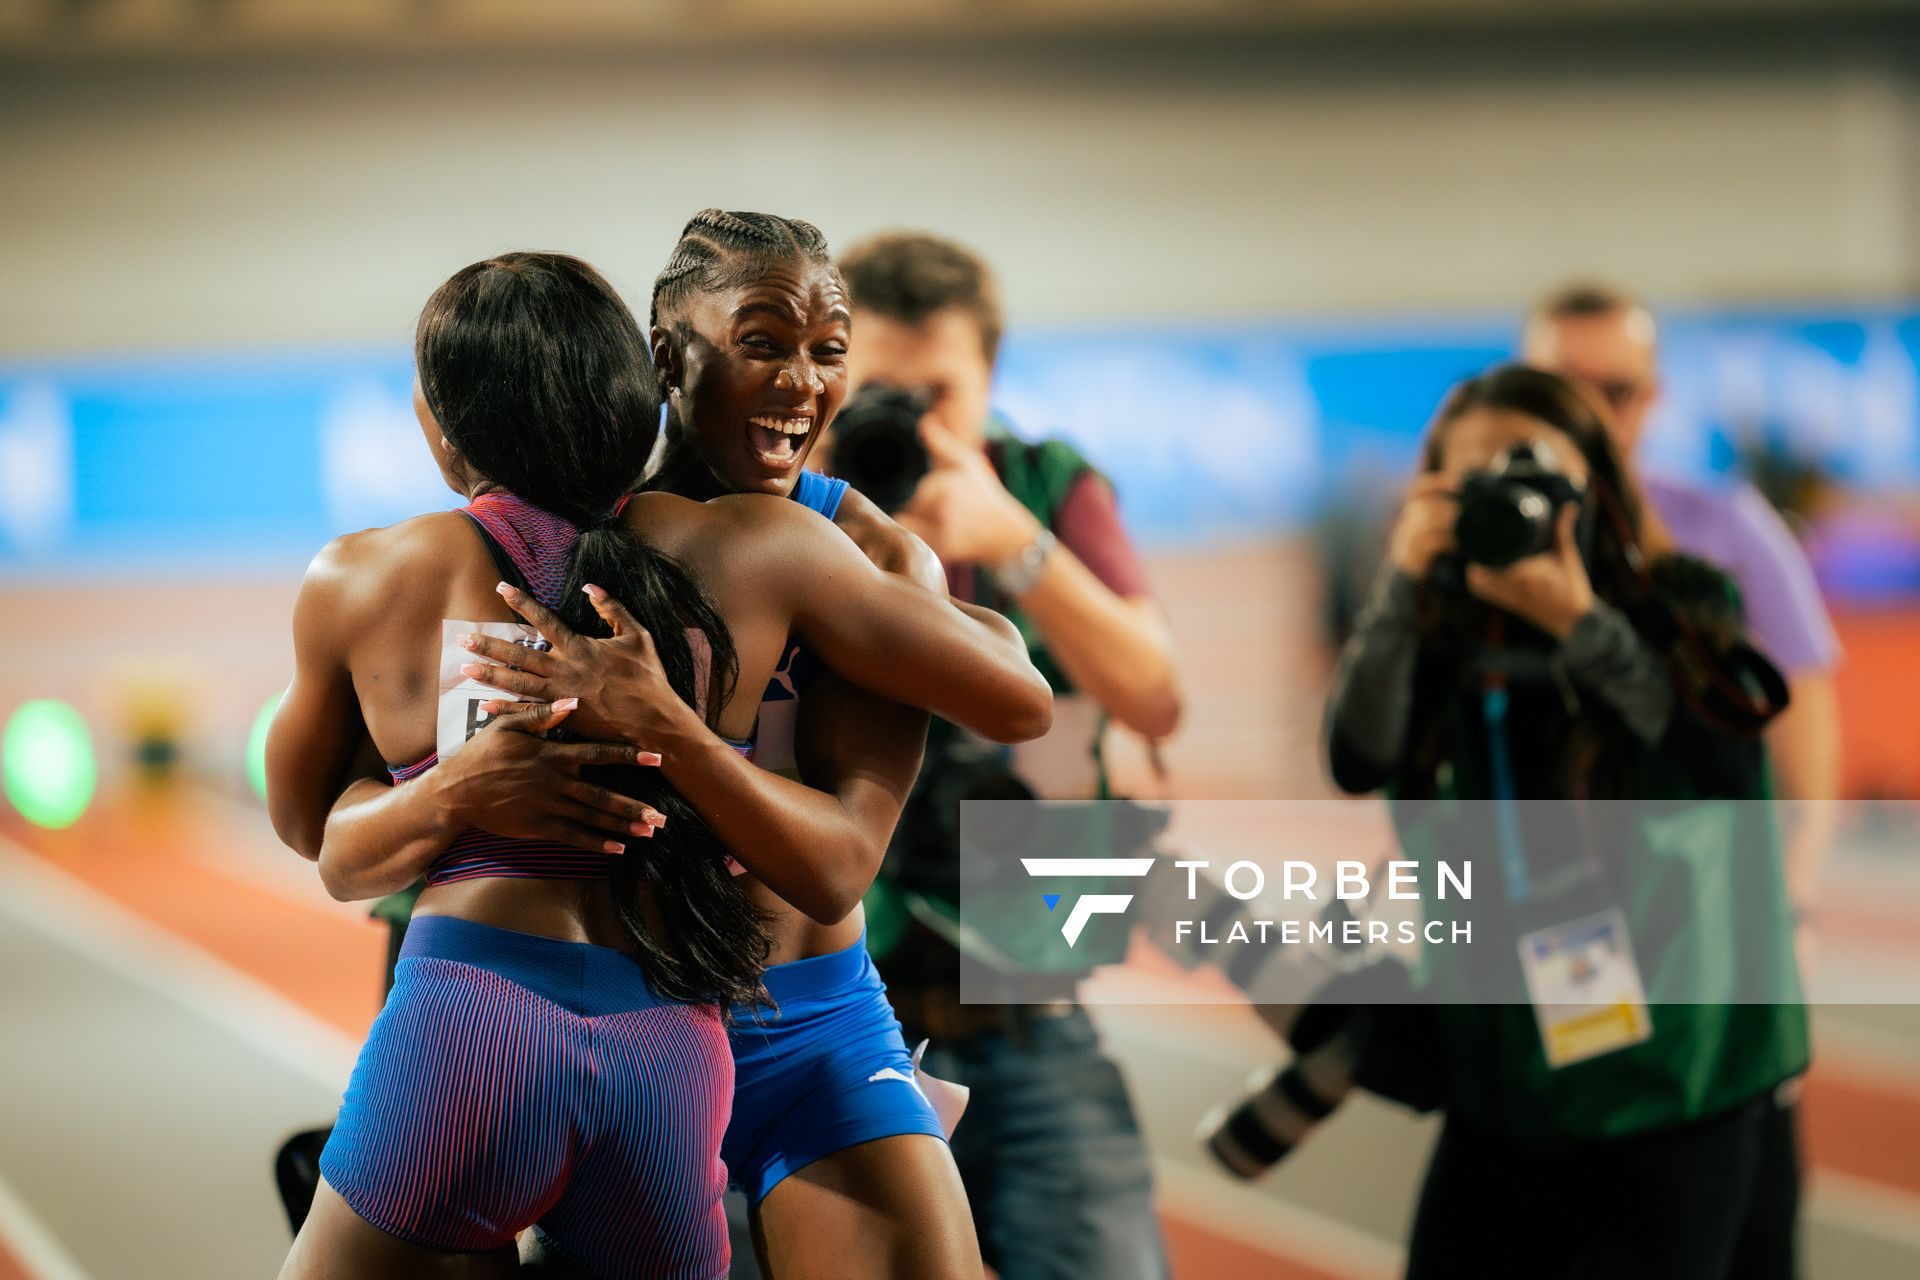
[991,528,1056,596]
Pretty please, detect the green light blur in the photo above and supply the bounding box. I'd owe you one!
[2,700,97,829]
[247,693,281,800]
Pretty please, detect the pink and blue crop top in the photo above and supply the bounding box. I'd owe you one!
[389,492,752,887]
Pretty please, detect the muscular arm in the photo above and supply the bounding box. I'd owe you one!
[270,531,659,904]
[835,485,1034,664]
[643,507,935,922]
[645,671,926,923]
[265,540,376,866]
[721,495,1053,744]
[265,536,456,901]
[311,501,948,925]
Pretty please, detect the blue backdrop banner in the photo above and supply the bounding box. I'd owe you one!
[3,304,1917,576]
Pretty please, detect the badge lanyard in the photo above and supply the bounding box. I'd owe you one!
[1481,610,1532,908]
[1480,618,1653,1068]
[1482,675,1536,910]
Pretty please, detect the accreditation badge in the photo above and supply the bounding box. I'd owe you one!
[1517,908,1654,1069]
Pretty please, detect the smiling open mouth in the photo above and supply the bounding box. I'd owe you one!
[747,414,813,467]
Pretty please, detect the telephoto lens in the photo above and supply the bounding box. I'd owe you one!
[1200,1028,1358,1178]
[1454,441,1584,568]
[1198,961,1441,1179]
[831,383,934,514]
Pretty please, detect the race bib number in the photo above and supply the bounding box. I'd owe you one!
[1518,908,1654,1069]
[436,619,550,761]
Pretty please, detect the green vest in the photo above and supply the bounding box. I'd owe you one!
[985,430,1099,698]
[1396,750,1808,1139]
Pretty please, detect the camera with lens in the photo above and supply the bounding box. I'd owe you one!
[1454,442,1585,569]
[1199,961,1442,1179]
[832,383,934,515]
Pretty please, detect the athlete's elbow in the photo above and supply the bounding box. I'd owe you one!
[791,872,869,927]
[315,854,360,902]
[986,672,1054,745]
[315,849,401,904]
[269,801,325,864]
[1015,679,1056,743]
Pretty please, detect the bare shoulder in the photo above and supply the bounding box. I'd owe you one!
[832,487,945,590]
[620,488,795,556]
[297,511,466,625]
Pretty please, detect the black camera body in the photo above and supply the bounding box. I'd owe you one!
[1454,442,1585,568]
[832,383,934,515]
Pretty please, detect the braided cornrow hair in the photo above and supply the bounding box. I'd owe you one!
[650,208,839,331]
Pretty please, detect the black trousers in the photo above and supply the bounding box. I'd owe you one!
[1406,1090,1801,1280]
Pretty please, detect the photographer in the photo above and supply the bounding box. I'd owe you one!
[835,232,1182,1280]
[1326,366,1807,1279]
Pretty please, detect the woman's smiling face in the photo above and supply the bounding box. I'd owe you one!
[661,254,852,497]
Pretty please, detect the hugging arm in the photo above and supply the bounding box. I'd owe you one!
[264,540,392,895]
[265,542,468,902]
[738,498,1053,744]
[318,499,1020,925]
[304,702,657,904]
[458,578,930,926]
[267,540,670,904]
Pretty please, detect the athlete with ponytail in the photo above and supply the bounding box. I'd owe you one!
[267,251,1049,1280]
[481,211,998,1280]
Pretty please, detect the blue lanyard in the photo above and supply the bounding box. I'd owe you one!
[1482,681,1531,907]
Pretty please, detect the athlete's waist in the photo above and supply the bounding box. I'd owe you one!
[742,930,877,1007]
[399,913,692,1016]
[755,902,866,968]
[424,827,620,886]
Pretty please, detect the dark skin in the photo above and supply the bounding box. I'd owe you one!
[311,257,993,1280]
[270,366,1048,1280]
[647,259,983,1280]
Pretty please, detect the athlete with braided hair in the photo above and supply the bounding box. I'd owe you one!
[646,209,980,1280]
[448,210,996,1279]
[273,250,1050,1280]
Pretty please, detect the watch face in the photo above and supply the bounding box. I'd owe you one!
[995,529,1054,595]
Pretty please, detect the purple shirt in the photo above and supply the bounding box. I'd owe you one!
[1642,472,1840,676]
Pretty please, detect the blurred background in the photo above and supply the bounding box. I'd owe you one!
[3,1,1920,1276]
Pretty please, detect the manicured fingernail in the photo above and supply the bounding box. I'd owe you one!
[457,633,475,649]
[460,663,486,679]
[629,822,656,838]
[583,583,607,602]
[643,810,667,827]
[636,751,663,767]
[602,840,625,855]
[496,581,515,597]
[479,701,502,714]
[553,697,579,712]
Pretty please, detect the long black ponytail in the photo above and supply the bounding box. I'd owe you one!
[417,251,770,1008]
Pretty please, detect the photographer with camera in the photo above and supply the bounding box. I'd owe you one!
[834,232,1182,1280]
[1324,365,1807,1279]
